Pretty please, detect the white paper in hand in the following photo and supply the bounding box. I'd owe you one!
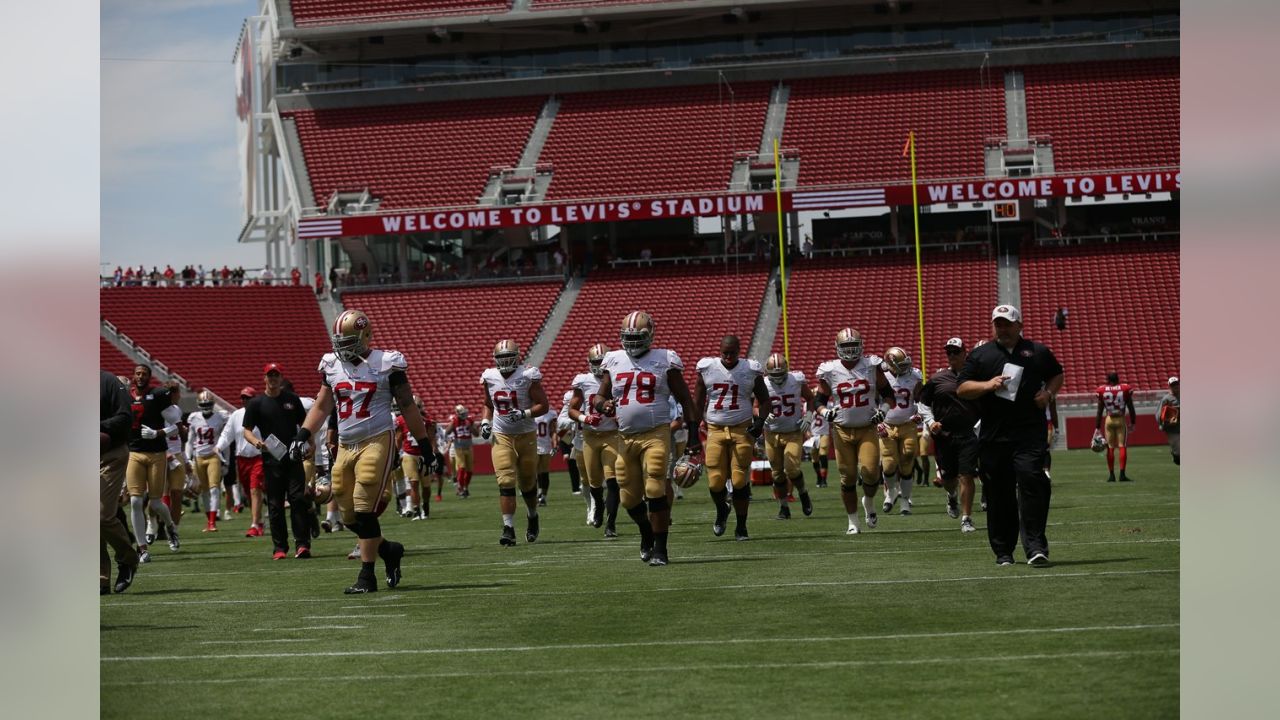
[264,434,288,461]
[994,363,1023,401]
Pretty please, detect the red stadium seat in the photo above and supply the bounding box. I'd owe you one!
[100,336,138,379]
[290,1,511,26]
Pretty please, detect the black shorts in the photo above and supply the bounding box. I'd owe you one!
[936,431,979,481]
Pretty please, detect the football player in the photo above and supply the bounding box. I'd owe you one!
[125,366,180,562]
[762,353,815,520]
[293,309,420,594]
[1157,377,1179,465]
[186,390,228,532]
[394,395,440,521]
[666,394,687,501]
[695,336,769,540]
[448,404,477,498]
[879,347,924,516]
[592,311,703,566]
[1094,372,1136,482]
[535,404,559,506]
[815,328,893,535]
[160,389,193,530]
[218,387,265,537]
[807,391,832,488]
[568,344,615,534]
[557,389,594,523]
[920,338,981,532]
[480,339,549,546]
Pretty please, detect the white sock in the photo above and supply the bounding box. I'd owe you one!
[130,496,148,547]
[327,509,341,524]
[846,512,859,528]
[502,513,515,528]
[149,498,175,528]
[962,514,971,523]
[884,482,896,502]
[231,484,243,505]
[898,476,913,502]
[861,494,876,519]
[145,513,157,537]
[209,487,222,515]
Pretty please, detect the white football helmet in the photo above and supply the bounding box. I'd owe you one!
[587,343,609,378]
[835,328,863,363]
[455,404,468,420]
[670,449,704,489]
[493,339,520,376]
[331,309,373,362]
[1091,431,1106,453]
[765,352,789,385]
[884,347,912,376]
[620,311,654,358]
[197,389,215,416]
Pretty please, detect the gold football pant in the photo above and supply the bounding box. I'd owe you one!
[194,454,221,491]
[617,425,670,507]
[833,424,881,489]
[581,428,620,490]
[331,430,396,524]
[705,421,753,491]
[401,453,422,485]
[765,429,804,483]
[454,446,474,472]
[492,431,538,492]
[819,434,830,458]
[125,450,167,498]
[537,454,551,475]
[880,422,919,477]
[1104,415,1128,448]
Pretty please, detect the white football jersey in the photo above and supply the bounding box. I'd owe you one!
[162,405,185,456]
[602,348,682,434]
[483,364,543,435]
[697,357,763,426]
[765,371,807,433]
[817,355,884,428]
[318,348,406,443]
[572,372,618,431]
[186,410,228,458]
[559,390,581,450]
[883,367,923,424]
[809,401,831,437]
[536,408,558,455]
[667,395,688,443]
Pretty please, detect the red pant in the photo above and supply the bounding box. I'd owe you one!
[237,456,265,490]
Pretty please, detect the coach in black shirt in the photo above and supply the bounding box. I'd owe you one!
[243,363,313,558]
[958,305,1064,567]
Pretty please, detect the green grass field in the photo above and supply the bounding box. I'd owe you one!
[100,446,1178,719]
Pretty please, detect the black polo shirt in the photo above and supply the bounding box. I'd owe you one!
[956,337,1063,445]
[128,384,174,453]
[243,391,306,462]
[920,368,979,434]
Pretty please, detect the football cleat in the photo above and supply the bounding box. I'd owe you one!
[882,498,894,514]
[712,501,730,537]
[799,492,813,516]
[1119,471,1132,483]
[344,577,377,594]
[835,328,864,362]
[1028,553,1050,566]
[145,532,156,546]
[295,546,311,559]
[961,518,977,533]
[640,538,653,563]
[331,309,373,363]
[846,523,860,535]
[776,505,792,520]
[525,514,540,543]
[901,506,912,516]
[604,527,618,539]
[500,525,517,547]
[735,523,749,541]
[1107,473,1116,483]
[648,550,668,567]
[671,450,704,489]
[138,548,151,564]
[591,502,604,528]
[537,492,547,507]
[947,497,960,519]
[113,564,137,594]
[384,541,405,588]
[167,526,180,552]
[346,546,361,560]
[866,513,878,529]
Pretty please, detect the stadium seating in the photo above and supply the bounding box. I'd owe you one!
[99,287,331,405]
[100,336,137,379]
[540,84,772,201]
[286,96,544,210]
[341,281,563,418]
[773,250,998,384]
[1018,239,1179,394]
[784,69,1004,187]
[1023,59,1179,173]
[531,0,669,7]
[539,264,771,404]
[290,1,512,26]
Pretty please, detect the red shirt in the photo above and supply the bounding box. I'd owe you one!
[395,415,422,455]
[1096,383,1133,417]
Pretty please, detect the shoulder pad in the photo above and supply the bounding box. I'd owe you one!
[790,371,806,384]
[524,365,543,382]
[746,359,763,373]
[667,350,683,369]
[696,357,715,372]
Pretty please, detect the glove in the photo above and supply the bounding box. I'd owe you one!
[876,423,889,439]
[433,451,446,475]
[480,420,492,440]
[287,439,311,461]
[765,412,779,424]
[583,413,603,428]
[503,408,529,422]
[823,407,838,423]
[140,425,159,440]
[909,413,923,424]
[870,407,886,425]
[799,418,811,435]
[748,415,765,441]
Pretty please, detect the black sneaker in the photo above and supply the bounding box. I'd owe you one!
[167,525,180,552]
[735,522,749,541]
[1119,472,1132,482]
[1027,552,1050,567]
[499,525,517,546]
[946,498,960,519]
[1107,473,1116,483]
[648,550,668,567]
[816,478,828,488]
[344,576,378,594]
[145,532,156,546]
[799,492,813,517]
[592,503,604,528]
[604,527,617,539]
[383,541,405,588]
[537,493,547,507]
[776,505,791,520]
[712,502,730,537]
[996,555,1015,567]
[640,537,653,563]
[525,514,540,543]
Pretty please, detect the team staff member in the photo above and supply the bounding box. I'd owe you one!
[243,363,313,559]
[919,338,981,533]
[958,306,1064,566]
[101,370,140,594]
[1156,377,1180,465]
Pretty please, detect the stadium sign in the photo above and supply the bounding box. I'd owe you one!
[297,170,1178,239]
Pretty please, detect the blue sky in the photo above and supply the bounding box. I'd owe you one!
[101,0,264,272]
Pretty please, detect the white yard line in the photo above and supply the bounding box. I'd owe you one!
[250,625,364,632]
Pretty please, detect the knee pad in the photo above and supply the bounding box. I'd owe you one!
[521,489,538,502]
[499,487,517,497]
[646,496,669,514]
[353,512,381,539]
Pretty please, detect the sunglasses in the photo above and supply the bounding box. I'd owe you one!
[944,347,964,355]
